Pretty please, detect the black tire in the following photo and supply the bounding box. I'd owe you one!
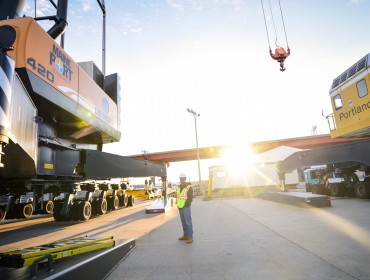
[118,194,126,207]
[78,201,92,221]
[12,204,21,219]
[53,201,69,222]
[18,203,33,219]
[355,182,370,199]
[0,207,6,221]
[53,202,62,221]
[43,200,54,214]
[5,208,15,219]
[107,196,119,211]
[329,183,347,197]
[127,195,134,207]
[96,198,107,215]
[312,184,325,195]
[127,195,132,207]
[112,196,119,210]
[70,202,80,221]
[92,199,98,214]
[107,196,112,210]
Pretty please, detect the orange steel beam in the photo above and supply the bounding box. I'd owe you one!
[129,134,367,163]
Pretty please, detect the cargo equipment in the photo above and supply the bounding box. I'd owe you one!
[0,0,167,221]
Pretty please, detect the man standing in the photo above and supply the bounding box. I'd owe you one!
[177,173,194,244]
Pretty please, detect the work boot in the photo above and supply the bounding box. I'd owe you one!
[178,236,189,241]
[186,238,193,244]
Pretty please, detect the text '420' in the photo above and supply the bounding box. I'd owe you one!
[27,57,54,83]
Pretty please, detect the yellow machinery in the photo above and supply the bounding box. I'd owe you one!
[0,235,136,279]
[125,187,161,200]
[125,189,148,200]
[327,53,370,138]
[0,236,114,268]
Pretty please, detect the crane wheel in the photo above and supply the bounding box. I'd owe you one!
[70,202,81,221]
[107,196,119,211]
[43,200,54,214]
[53,202,63,221]
[112,196,119,210]
[53,201,70,222]
[18,203,33,219]
[94,198,107,215]
[118,194,126,207]
[78,201,92,221]
[354,182,370,199]
[127,196,132,207]
[127,195,135,207]
[329,183,347,197]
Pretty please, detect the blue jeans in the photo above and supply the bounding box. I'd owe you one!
[179,206,193,239]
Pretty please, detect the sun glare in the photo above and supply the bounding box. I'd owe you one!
[312,209,370,251]
[220,143,256,176]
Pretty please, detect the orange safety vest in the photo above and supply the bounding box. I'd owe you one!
[176,185,191,208]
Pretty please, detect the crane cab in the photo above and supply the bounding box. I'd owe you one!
[327,53,370,138]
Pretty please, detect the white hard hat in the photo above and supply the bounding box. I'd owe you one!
[179,173,186,178]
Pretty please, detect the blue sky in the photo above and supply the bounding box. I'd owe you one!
[24,0,370,182]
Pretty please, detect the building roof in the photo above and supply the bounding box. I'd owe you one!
[254,146,304,164]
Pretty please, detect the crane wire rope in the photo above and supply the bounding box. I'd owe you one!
[278,0,289,49]
[260,0,271,50]
[261,0,289,50]
[268,0,280,48]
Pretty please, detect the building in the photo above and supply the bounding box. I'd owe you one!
[209,146,302,195]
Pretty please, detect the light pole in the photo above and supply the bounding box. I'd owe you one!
[187,108,203,198]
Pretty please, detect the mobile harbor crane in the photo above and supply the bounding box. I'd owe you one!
[0,0,167,221]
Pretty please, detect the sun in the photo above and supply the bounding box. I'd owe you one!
[220,142,256,176]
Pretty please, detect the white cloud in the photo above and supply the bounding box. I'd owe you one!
[80,0,96,12]
[349,0,365,3]
[166,0,246,11]
[131,28,143,34]
[120,13,144,35]
[165,0,205,12]
[166,0,185,11]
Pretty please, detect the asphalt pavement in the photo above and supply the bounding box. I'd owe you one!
[106,196,370,280]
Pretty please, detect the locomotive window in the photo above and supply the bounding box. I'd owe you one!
[334,94,342,110]
[357,79,368,98]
